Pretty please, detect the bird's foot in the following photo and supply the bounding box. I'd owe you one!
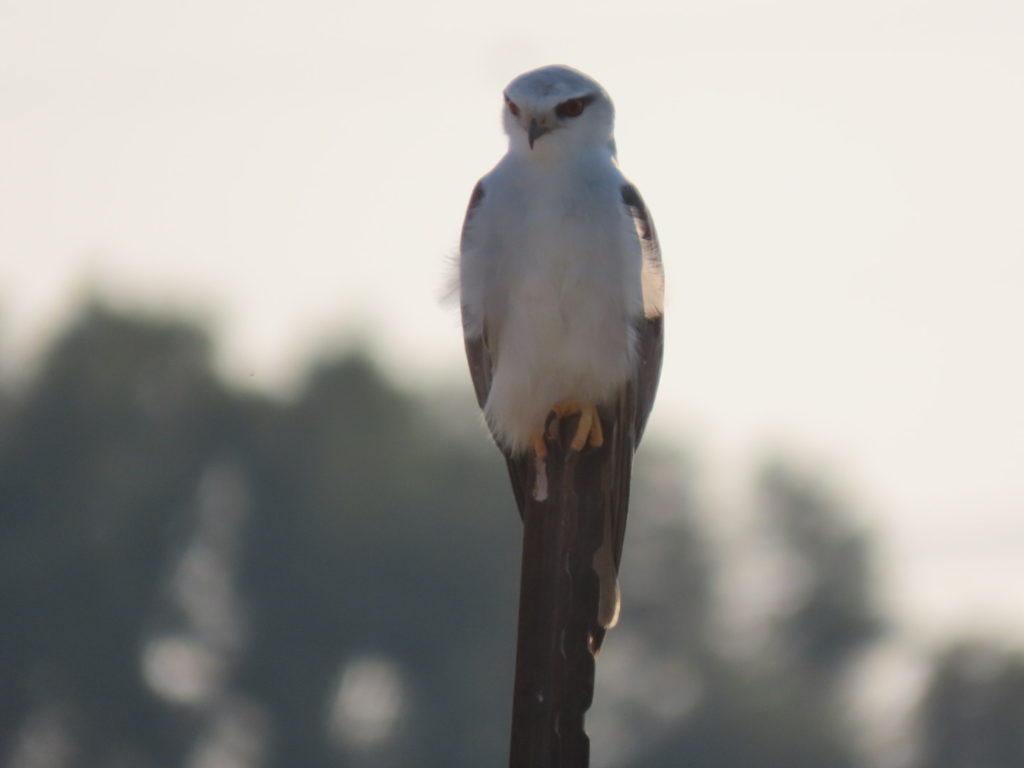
[531,431,548,460]
[547,400,604,452]
[528,402,602,501]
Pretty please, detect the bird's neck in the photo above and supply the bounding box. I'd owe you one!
[510,143,615,168]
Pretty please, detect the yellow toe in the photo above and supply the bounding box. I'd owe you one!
[548,400,603,452]
[588,410,604,448]
[531,431,548,460]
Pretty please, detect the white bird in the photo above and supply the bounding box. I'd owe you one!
[459,65,663,634]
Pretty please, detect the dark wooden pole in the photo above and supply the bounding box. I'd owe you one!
[509,423,606,768]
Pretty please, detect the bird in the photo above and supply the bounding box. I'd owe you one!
[459,64,663,635]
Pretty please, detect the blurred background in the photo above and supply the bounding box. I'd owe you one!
[1,1,1022,767]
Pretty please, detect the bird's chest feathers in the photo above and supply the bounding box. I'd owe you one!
[486,182,633,389]
[507,186,623,318]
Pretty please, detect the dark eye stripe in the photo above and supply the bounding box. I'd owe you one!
[555,93,597,119]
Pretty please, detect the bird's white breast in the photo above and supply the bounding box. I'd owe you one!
[461,152,645,453]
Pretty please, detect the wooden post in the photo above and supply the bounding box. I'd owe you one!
[509,422,607,768]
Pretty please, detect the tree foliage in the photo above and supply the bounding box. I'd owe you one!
[0,303,1017,768]
[917,643,1024,768]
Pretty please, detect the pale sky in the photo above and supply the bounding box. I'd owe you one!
[1,0,1022,643]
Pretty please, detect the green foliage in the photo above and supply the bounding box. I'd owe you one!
[918,643,1024,768]
[0,302,1018,768]
[758,462,882,679]
[0,304,231,764]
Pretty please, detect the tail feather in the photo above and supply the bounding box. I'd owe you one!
[594,513,621,630]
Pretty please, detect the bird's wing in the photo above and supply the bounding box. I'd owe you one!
[589,184,665,651]
[464,331,531,515]
[621,183,665,445]
[460,180,533,515]
[460,180,491,405]
[607,184,665,572]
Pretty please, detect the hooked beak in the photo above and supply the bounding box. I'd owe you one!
[527,118,548,149]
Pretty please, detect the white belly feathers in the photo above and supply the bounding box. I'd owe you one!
[472,167,643,453]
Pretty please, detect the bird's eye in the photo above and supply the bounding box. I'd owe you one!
[506,99,520,117]
[559,98,586,118]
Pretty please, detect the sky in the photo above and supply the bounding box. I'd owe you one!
[1,0,1022,645]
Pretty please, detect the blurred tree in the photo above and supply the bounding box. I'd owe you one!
[917,642,1024,768]
[640,656,862,768]
[6,301,1017,768]
[588,451,714,766]
[758,462,882,681]
[0,302,242,766]
[610,461,868,768]
[234,351,522,768]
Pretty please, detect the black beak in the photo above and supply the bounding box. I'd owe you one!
[528,118,547,149]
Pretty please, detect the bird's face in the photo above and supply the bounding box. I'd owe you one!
[501,65,615,158]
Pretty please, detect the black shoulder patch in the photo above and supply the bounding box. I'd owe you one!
[621,184,653,242]
[466,181,485,215]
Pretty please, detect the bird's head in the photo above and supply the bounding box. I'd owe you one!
[501,65,615,159]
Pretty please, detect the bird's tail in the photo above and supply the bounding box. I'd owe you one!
[594,513,621,631]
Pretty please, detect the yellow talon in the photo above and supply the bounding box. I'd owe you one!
[548,401,604,452]
[531,430,548,460]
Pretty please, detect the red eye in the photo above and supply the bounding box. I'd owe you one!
[561,98,585,117]
[506,99,520,117]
